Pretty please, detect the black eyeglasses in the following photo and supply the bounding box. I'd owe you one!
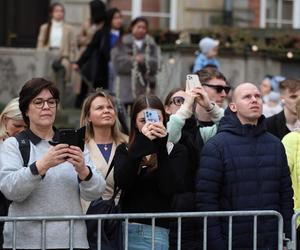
[202,83,231,94]
[169,96,185,106]
[32,98,58,109]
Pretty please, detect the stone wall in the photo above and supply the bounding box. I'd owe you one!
[0,47,285,106]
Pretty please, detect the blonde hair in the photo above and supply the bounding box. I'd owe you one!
[0,98,24,139]
[80,90,128,145]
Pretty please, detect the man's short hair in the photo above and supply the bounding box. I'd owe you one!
[279,78,300,93]
[195,68,228,85]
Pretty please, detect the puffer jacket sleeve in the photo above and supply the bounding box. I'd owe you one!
[195,138,226,250]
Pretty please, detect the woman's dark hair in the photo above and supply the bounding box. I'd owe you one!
[164,87,184,106]
[129,16,149,32]
[129,95,166,148]
[19,78,60,126]
[89,0,106,24]
[44,2,65,46]
[106,8,121,28]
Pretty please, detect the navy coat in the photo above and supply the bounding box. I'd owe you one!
[195,108,293,250]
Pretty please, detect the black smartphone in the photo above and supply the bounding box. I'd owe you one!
[50,127,85,151]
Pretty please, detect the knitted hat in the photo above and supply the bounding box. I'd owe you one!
[199,37,219,54]
[89,0,106,24]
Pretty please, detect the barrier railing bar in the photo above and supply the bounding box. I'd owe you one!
[12,220,16,250]
[42,219,46,250]
[177,217,181,250]
[291,212,300,250]
[203,216,207,250]
[253,215,257,250]
[124,218,128,250]
[0,210,283,221]
[69,219,74,250]
[228,216,232,250]
[151,217,155,250]
[97,219,101,250]
[278,214,284,250]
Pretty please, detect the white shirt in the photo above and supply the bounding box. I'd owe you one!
[49,20,63,48]
[134,39,144,50]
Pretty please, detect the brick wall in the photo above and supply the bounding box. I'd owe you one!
[249,0,260,27]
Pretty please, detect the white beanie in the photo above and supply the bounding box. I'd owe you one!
[199,37,219,54]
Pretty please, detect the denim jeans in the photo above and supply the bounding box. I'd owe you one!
[124,223,169,250]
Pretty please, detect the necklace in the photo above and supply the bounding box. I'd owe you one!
[104,144,109,151]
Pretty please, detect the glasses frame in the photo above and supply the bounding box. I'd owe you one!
[32,98,58,109]
[202,83,231,94]
[169,96,185,106]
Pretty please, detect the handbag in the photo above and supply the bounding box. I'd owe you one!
[86,160,124,250]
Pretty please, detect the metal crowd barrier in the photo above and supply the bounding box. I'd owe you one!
[0,210,284,250]
[291,212,300,250]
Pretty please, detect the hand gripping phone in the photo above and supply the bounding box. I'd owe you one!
[186,74,202,90]
[144,109,160,123]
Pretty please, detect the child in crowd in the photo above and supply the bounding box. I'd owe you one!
[192,37,220,73]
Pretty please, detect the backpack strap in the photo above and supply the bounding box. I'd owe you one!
[14,131,30,167]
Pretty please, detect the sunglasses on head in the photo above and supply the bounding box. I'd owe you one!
[169,96,185,106]
[202,83,231,94]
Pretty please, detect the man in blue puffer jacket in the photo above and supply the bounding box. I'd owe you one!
[195,82,293,250]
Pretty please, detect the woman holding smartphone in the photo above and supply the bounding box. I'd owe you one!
[0,78,105,250]
[114,94,188,250]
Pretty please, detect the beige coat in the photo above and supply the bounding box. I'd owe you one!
[81,139,119,213]
[37,22,77,85]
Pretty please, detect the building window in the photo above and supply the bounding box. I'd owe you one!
[108,0,178,30]
[260,0,300,28]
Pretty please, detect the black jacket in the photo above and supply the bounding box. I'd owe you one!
[195,108,294,250]
[266,110,290,140]
[114,132,188,228]
[77,28,111,89]
[169,116,203,250]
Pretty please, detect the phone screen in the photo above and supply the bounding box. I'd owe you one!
[144,109,160,123]
[58,127,85,151]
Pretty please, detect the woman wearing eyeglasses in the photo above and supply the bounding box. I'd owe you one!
[0,78,106,250]
[164,86,224,250]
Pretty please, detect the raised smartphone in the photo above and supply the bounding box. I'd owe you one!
[186,74,202,90]
[144,109,160,123]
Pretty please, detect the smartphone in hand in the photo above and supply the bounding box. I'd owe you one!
[186,74,202,90]
[144,109,160,123]
[50,127,85,151]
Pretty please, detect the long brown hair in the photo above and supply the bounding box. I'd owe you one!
[44,3,65,46]
[80,89,127,145]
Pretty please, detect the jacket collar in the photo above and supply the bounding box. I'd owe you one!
[218,108,266,137]
[24,127,59,145]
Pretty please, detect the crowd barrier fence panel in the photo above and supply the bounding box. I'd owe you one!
[0,210,284,250]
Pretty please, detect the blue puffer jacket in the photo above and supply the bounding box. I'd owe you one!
[195,108,293,250]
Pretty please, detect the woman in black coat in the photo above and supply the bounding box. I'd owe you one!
[114,94,188,250]
[74,8,123,105]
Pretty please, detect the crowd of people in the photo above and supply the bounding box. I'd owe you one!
[36,1,160,110]
[1,1,300,250]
